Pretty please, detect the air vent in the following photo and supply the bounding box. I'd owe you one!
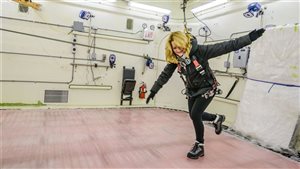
[44,90,68,103]
[126,18,133,30]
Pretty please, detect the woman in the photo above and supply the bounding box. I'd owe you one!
[146,28,265,159]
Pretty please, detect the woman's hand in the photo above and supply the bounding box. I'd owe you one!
[146,92,156,104]
[249,28,265,41]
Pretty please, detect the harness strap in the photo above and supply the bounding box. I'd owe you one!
[191,55,220,93]
[177,55,220,97]
[207,67,219,89]
[177,64,187,85]
[191,55,205,75]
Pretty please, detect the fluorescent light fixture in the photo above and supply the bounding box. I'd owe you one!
[129,1,171,14]
[69,84,112,90]
[191,0,228,13]
[85,0,117,3]
[104,0,117,2]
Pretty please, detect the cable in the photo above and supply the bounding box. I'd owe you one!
[247,77,300,88]
[192,13,212,38]
[225,77,239,98]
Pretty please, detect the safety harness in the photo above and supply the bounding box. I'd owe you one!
[177,55,221,98]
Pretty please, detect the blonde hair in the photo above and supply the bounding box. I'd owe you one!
[165,31,192,64]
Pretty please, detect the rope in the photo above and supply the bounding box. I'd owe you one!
[246,77,300,93]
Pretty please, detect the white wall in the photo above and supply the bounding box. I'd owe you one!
[1,0,165,106]
[1,0,299,112]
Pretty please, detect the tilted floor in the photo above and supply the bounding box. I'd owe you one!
[1,108,299,168]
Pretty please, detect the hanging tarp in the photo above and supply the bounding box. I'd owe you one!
[234,25,300,151]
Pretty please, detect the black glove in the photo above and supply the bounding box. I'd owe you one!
[249,28,265,41]
[146,92,156,104]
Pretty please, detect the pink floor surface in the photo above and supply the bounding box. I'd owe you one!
[1,108,299,168]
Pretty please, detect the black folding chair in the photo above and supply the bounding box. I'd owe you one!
[120,67,136,105]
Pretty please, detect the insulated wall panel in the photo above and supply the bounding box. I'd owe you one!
[234,25,300,151]
[247,25,299,85]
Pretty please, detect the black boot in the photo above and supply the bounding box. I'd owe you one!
[187,141,204,159]
[213,114,226,135]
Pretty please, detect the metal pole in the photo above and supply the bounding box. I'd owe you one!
[0,28,165,62]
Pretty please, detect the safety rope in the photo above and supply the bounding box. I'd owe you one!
[246,77,300,93]
[181,0,188,33]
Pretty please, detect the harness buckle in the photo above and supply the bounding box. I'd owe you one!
[199,70,205,75]
[180,61,187,68]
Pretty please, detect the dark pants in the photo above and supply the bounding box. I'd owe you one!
[188,95,217,144]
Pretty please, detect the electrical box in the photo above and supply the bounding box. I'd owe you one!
[73,21,84,32]
[233,47,250,68]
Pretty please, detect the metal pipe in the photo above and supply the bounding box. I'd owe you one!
[73,31,148,44]
[0,52,76,84]
[0,51,105,62]
[69,84,112,90]
[214,96,240,104]
[0,80,70,84]
[71,63,109,69]
[214,71,246,78]
[69,53,76,84]
[1,16,146,44]
[0,16,141,35]
[96,27,142,35]
[0,28,165,62]
[0,16,71,28]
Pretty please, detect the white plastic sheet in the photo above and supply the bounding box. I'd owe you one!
[247,25,299,86]
[234,25,300,150]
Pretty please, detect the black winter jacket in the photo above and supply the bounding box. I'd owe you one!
[150,34,252,97]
